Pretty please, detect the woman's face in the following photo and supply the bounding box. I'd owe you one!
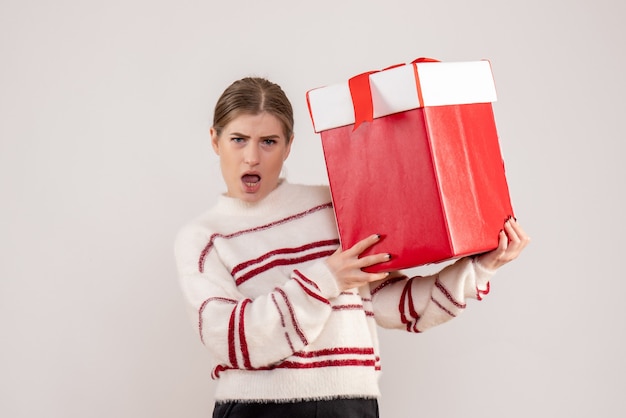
[211,112,292,203]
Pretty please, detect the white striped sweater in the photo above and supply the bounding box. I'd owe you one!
[174,181,494,402]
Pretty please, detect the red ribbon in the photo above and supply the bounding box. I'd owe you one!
[412,57,440,63]
[348,57,440,130]
[348,71,378,131]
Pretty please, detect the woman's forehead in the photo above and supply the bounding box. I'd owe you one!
[224,112,286,137]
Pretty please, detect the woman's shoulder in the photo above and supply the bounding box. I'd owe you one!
[174,210,215,251]
[175,182,332,251]
[283,182,332,203]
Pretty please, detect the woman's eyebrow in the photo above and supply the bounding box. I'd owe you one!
[229,132,282,139]
[228,131,250,138]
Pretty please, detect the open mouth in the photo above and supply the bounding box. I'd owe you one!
[241,174,261,189]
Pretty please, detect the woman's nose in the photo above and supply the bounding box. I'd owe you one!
[244,144,260,166]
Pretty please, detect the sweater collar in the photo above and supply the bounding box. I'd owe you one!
[214,179,290,217]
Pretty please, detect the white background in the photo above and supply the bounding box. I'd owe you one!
[2,0,624,417]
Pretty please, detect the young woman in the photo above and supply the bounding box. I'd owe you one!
[175,77,529,418]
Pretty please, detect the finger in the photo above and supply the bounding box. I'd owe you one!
[496,228,508,252]
[510,219,531,245]
[503,219,520,244]
[368,271,390,282]
[347,234,382,256]
[341,271,389,291]
[504,219,530,255]
[358,252,392,269]
[357,271,390,285]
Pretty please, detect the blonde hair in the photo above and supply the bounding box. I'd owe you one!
[212,77,294,142]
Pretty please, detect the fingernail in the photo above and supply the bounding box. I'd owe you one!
[375,234,381,239]
[386,253,392,260]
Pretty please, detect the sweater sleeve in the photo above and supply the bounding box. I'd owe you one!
[174,226,341,375]
[369,257,495,332]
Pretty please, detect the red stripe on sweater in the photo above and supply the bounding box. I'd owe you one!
[212,364,227,379]
[293,276,330,305]
[212,348,378,377]
[292,347,375,357]
[211,358,377,377]
[275,287,308,346]
[198,203,333,273]
[238,299,252,369]
[272,294,296,352]
[284,331,295,353]
[431,296,456,317]
[399,279,419,332]
[293,270,321,291]
[271,293,286,327]
[235,249,335,286]
[332,304,364,311]
[232,239,339,276]
[405,282,418,319]
[227,305,239,368]
[198,297,237,345]
[435,277,466,309]
[477,282,491,301]
[371,275,406,296]
[275,359,376,369]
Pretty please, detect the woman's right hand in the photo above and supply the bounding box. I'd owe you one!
[326,234,391,291]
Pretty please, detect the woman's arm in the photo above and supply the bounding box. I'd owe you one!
[369,257,494,332]
[370,218,529,332]
[175,228,342,373]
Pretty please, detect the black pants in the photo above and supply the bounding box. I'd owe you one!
[213,398,379,418]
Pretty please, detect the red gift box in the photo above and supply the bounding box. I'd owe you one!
[306,58,514,272]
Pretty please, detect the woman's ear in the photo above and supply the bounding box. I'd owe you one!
[210,127,220,155]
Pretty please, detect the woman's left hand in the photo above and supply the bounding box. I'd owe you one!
[476,218,530,271]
